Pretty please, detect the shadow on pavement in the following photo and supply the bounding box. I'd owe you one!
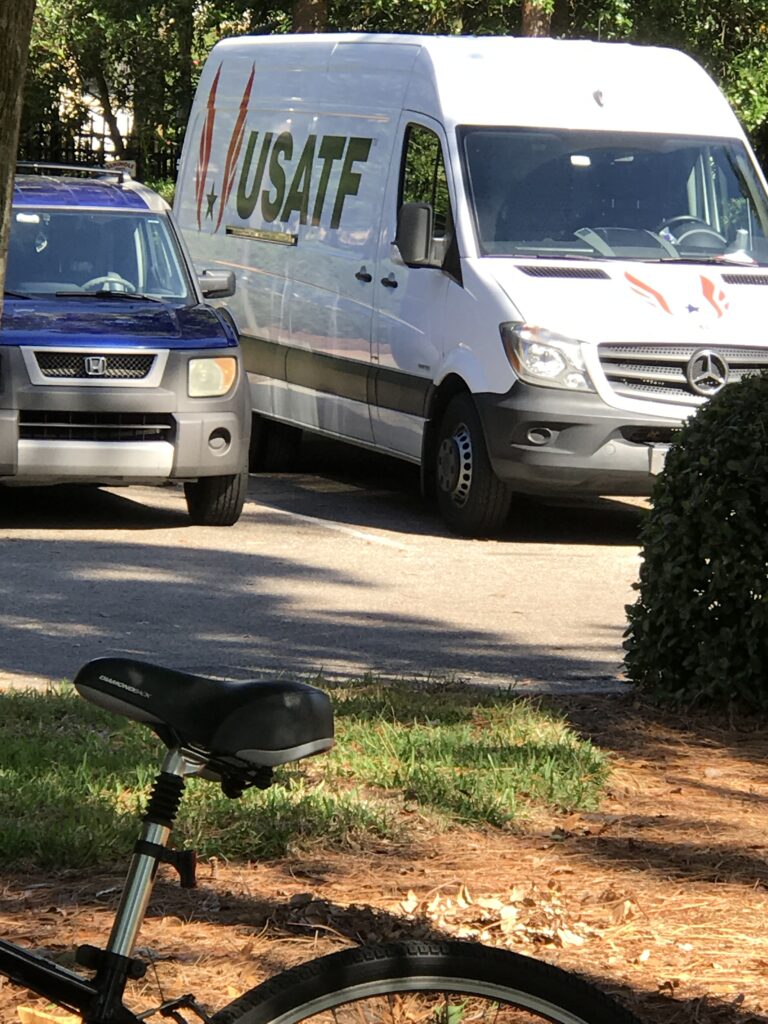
[251,434,648,547]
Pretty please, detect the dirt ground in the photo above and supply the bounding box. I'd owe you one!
[3,692,768,1024]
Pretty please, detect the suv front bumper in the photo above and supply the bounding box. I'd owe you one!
[0,347,250,484]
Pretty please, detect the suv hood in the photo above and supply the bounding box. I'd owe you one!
[488,259,768,346]
[0,299,234,350]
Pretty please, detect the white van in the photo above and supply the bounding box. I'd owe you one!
[174,33,768,536]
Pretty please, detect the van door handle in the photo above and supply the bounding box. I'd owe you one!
[355,267,373,282]
[381,274,398,288]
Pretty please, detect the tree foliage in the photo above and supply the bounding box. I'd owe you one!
[18,0,768,175]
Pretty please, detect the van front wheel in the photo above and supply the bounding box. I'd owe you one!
[435,394,512,537]
[184,465,248,526]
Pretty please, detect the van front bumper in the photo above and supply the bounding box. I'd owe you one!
[475,383,683,497]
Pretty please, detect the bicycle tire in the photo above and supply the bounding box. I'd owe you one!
[210,940,641,1024]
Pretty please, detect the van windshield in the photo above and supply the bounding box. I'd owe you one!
[6,209,193,300]
[460,128,768,264]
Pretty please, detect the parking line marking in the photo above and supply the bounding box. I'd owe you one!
[254,503,410,549]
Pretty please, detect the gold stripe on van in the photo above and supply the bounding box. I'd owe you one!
[225,225,298,246]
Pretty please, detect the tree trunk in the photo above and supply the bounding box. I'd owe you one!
[175,0,195,136]
[93,68,126,160]
[292,0,327,32]
[551,0,570,37]
[521,0,552,36]
[0,0,37,325]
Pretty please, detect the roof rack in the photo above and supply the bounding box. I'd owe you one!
[15,161,131,184]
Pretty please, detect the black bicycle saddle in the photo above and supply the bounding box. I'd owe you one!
[73,657,334,770]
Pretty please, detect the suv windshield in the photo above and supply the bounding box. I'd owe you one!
[6,209,193,300]
[460,128,768,264]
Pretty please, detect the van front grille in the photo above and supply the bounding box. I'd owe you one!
[19,411,175,443]
[598,343,768,402]
[34,352,155,380]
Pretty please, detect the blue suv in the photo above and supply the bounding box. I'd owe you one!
[1,163,250,525]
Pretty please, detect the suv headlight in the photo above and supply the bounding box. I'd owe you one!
[500,323,594,392]
[188,357,237,397]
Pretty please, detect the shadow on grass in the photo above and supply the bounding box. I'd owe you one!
[539,691,768,888]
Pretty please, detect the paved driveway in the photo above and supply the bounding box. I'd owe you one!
[0,437,645,692]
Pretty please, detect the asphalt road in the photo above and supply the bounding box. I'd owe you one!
[0,437,645,693]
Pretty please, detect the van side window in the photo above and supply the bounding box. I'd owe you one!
[400,124,453,262]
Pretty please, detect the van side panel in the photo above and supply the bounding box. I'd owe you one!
[175,39,426,446]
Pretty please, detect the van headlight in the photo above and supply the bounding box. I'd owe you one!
[188,357,237,397]
[500,323,594,392]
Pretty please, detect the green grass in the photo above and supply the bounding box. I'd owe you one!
[0,679,608,869]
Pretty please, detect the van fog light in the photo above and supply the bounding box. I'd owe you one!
[189,357,237,397]
[208,428,231,453]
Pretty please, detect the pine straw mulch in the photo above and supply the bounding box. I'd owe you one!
[3,691,768,1024]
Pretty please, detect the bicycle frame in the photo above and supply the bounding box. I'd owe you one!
[0,747,197,1023]
[0,938,97,1014]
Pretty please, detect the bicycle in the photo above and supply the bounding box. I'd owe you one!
[0,656,643,1024]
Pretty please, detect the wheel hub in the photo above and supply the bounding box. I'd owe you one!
[437,423,472,507]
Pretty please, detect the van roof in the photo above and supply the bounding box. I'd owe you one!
[200,34,739,139]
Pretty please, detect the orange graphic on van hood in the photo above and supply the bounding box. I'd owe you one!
[700,274,729,317]
[625,271,730,319]
[625,271,672,314]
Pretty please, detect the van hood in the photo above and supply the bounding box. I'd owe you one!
[0,299,234,350]
[487,259,768,347]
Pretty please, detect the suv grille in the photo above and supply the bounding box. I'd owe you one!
[598,344,768,402]
[34,352,155,380]
[19,411,175,443]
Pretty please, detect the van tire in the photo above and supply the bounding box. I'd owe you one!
[249,414,302,472]
[435,394,512,537]
[184,465,248,526]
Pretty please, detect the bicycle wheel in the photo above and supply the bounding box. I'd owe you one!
[210,940,641,1024]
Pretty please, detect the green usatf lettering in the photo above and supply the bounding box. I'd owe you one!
[331,137,373,229]
[233,130,373,229]
[311,136,346,227]
[236,131,272,220]
[262,131,293,222]
[281,134,316,224]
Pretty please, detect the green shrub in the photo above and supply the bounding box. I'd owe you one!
[624,372,768,708]
[142,177,176,205]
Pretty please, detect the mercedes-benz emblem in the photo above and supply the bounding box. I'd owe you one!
[685,349,729,397]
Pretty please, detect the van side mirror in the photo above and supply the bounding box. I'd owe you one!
[198,269,236,299]
[395,203,434,266]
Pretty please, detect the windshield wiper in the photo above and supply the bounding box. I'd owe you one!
[507,251,611,261]
[4,289,31,299]
[658,253,766,267]
[54,290,163,302]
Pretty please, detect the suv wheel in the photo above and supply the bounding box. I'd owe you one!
[184,463,248,526]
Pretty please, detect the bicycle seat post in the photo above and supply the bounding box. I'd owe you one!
[106,747,190,959]
[81,747,194,1021]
